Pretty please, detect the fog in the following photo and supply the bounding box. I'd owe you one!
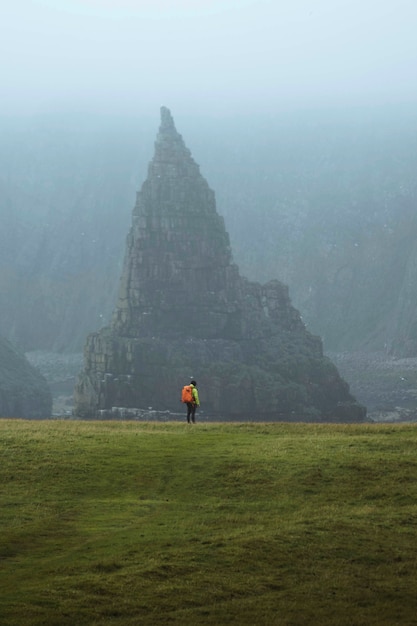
[2,1,417,417]
[2,0,417,119]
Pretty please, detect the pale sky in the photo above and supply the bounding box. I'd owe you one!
[1,0,417,118]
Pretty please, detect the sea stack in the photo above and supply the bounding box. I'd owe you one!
[74,107,365,422]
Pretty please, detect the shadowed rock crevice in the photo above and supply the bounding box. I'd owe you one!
[74,108,365,422]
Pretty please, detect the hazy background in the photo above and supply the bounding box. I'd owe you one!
[2,0,417,416]
[2,0,417,119]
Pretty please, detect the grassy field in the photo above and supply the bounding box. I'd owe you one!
[1,419,417,625]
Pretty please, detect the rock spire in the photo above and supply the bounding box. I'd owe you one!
[74,107,365,422]
[112,106,237,340]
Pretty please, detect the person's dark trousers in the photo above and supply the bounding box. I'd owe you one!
[186,402,197,423]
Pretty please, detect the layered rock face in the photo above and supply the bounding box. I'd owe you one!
[74,108,365,422]
[0,337,52,418]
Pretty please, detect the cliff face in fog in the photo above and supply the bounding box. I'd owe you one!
[0,121,140,351]
[0,337,52,418]
[267,192,417,355]
[0,110,417,357]
[209,112,417,356]
[74,108,365,422]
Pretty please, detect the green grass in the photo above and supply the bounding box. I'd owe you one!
[1,419,417,625]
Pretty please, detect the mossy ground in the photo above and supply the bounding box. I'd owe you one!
[1,419,417,625]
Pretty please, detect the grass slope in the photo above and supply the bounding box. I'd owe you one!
[1,420,417,625]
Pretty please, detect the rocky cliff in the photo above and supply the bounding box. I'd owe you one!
[74,108,365,422]
[0,336,52,418]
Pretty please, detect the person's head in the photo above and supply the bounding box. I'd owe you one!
[190,380,197,386]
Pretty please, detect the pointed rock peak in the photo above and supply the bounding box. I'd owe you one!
[157,106,183,144]
[74,106,366,423]
[154,106,193,163]
[160,106,176,132]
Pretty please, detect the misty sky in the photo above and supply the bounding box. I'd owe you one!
[2,0,417,119]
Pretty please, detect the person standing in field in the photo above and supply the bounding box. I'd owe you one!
[181,380,200,423]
